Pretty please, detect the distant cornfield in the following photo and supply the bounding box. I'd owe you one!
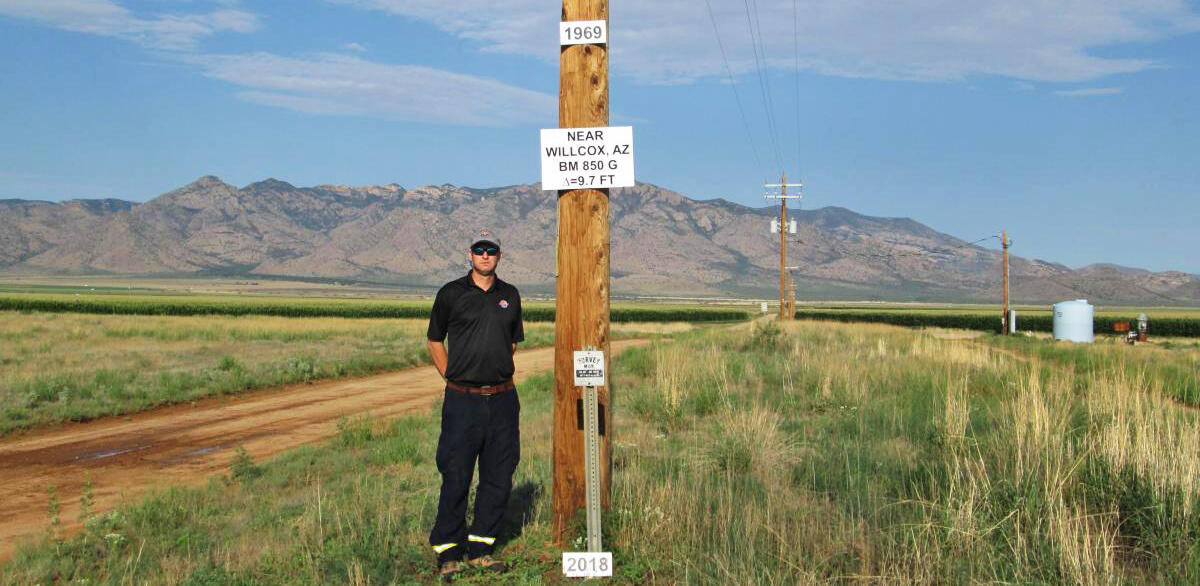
[0,294,750,323]
[794,309,1200,337]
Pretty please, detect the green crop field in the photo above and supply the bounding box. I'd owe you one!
[0,293,752,323]
[794,302,1200,318]
[5,320,1200,583]
[794,304,1200,337]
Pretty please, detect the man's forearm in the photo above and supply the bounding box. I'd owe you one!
[427,340,449,378]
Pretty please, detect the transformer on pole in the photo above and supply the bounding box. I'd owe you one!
[765,174,802,321]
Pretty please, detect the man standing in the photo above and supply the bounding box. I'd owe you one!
[426,228,524,583]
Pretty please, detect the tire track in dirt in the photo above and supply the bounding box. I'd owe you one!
[0,340,649,562]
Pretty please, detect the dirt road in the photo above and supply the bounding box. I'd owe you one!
[0,340,647,562]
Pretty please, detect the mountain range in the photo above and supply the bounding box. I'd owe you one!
[1,176,1197,305]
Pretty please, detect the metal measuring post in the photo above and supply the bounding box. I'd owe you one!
[573,347,605,552]
[583,383,602,551]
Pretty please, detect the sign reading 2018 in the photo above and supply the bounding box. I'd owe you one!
[540,126,635,191]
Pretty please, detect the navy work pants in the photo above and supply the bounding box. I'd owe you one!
[429,385,520,563]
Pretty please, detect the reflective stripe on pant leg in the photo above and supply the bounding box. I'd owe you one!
[432,543,458,554]
[468,535,496,545]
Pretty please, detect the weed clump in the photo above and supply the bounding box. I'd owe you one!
[336,416,374,448]
[743,320,783,351]
[228,445,261,484]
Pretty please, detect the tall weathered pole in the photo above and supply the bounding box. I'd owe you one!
[553,0,610,544]
[1002,230,1010,334]
[766,175,801,320]
[779,173,788,321]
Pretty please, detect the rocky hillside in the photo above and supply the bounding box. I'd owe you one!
[1,177,1196,304]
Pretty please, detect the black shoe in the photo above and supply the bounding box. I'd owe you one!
[469,555,509,573]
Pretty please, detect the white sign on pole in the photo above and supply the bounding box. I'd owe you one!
[560,20,607,45]
[563,552,613,577]
[540,126,635,191]
[573,350,606,387]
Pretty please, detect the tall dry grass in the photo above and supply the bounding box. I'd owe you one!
[1089,373,1200,514]
[610,319,1200,583]
[6,318,1200,584]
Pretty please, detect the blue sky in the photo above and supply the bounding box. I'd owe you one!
[1,0,1198,273]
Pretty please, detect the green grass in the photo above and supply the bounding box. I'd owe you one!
[794,302,1200,319]
[5,321,1200,583]
[794,307,1200,337]
[985,334,1200,406]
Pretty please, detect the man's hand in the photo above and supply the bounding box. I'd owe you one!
[511,343,517,354]
[427,340,449,378]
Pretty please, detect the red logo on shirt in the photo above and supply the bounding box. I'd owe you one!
[499,299,509,309]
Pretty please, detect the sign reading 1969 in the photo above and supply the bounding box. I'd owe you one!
[540,126,635,191]
[559,20,607,45]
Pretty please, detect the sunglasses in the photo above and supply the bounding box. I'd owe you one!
[471,245,500,256]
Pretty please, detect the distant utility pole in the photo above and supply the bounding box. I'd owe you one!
[766,173,802,321]
[553,0,611,545]
[1001,230,1010,334]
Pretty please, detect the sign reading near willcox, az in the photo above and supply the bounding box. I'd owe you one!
[540,126,635,190]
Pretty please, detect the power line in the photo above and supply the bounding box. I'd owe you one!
[787,234,1185,303]
[753,0,786,173]
[704,0,767,179]
[1027,260,1184,303]
[743,0,785,173]
[789,234,1001,263]
[792,0,803,180]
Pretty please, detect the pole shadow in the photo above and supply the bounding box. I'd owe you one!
[496,480,543,549]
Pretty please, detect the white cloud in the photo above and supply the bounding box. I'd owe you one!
[0,0,260,50]
[333,0,552,57]
[334,0,1200,84]
[1054,87,1124,97]
[184,52,556,126]
[0,1,553,126]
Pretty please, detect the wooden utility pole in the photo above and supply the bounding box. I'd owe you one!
[765,175,802,321]
[1001,230,1010,334]
[552,0,610,544]
[779,174,788,320]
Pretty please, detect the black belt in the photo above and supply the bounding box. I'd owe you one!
[446,379,515,395]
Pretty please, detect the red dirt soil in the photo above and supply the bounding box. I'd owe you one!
[0,340,647,562]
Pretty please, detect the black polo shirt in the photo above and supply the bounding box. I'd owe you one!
[427,272,525,386]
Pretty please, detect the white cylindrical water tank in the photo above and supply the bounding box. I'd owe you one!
[1053,299,1094,343]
